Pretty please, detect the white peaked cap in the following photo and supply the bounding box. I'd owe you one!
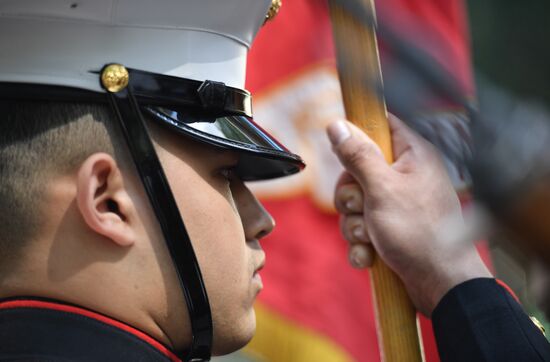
[0,0,271,91]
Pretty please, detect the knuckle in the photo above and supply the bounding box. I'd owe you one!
[344,215,368,243]
[334,186,349,213]
[344,214,360,229]
[339,215,348,240]
[339,216,354,243]
[335,183,364,213]
[342,142,374,169]
[339,216,352,241]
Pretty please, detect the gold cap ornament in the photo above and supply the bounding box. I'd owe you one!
[101,64,130,93]
[265,0,282,22]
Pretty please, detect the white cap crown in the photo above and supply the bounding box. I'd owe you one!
[0,0,271,90]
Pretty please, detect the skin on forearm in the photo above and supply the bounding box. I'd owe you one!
[401,210,494,315]
[406,247,492,316]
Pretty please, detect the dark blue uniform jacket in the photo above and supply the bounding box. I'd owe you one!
[433,278,550,362]
[0,298,180,361]
[0,279,549,361]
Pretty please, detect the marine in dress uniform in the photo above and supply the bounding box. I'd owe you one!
[0,1,303,361]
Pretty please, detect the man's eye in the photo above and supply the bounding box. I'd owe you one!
[219,167,236,180]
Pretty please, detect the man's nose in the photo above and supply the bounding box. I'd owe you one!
[233,181,275,241]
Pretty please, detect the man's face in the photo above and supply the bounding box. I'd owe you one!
[148,122,274,354]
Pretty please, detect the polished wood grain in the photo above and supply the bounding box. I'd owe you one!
[328,1,423,360]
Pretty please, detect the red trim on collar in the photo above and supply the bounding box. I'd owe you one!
[496,279,520,304]
[0,299,182,362]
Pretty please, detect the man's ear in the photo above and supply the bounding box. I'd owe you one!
[76,153,136,247]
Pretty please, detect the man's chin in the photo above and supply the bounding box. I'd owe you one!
[211,310,256,356]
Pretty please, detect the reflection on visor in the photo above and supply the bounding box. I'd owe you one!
[144,106,305,181]
[146,106,293,154]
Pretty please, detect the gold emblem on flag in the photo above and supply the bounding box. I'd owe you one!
[265,0,282,23]
[101,64,129,93]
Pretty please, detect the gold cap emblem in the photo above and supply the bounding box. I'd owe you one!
[101,64,129,93]
[265,0,282,23]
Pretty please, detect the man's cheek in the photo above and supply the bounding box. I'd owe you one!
[191,205,245,260]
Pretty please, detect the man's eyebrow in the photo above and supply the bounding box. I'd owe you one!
[216,150,240,164]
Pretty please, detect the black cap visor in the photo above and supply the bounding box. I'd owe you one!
[146,106,305,181]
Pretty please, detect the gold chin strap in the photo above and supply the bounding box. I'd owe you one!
[265,0,282,23]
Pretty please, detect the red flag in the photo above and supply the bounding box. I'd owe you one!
[244,1,482,361]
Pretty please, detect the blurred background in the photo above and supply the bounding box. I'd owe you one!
[468,0,550,348]
[214,0,550,360]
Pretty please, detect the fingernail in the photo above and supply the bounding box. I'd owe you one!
[346,198,360,211]
[349,246,368,268]
[327,120,351,146]
[353,226,365,241]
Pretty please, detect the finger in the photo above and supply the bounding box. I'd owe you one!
[387,113,421,144]
[339,214,374,268]
[327,120,388,189]
[335,171,357,188]
[387,114,442,174]
[387,113,427,159]
[349,244,375,268]
[334,182,364,214]
[340,214,369,244]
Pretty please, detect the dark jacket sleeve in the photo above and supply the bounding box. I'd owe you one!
[432,278,550,362]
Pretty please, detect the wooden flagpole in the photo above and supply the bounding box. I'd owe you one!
[327,0,423,360]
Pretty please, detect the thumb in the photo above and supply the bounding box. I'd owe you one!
[327,120,389,188]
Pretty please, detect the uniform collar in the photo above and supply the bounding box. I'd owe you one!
[0,297,182,362]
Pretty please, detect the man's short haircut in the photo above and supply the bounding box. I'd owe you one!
[0,101,129,271]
